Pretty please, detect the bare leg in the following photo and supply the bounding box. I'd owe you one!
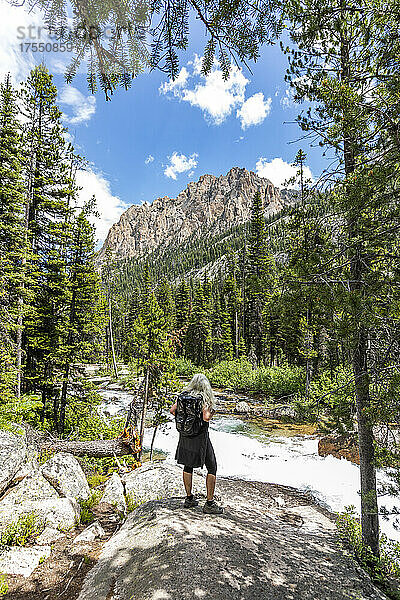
[183,471,193,496]
[206,474,216,501]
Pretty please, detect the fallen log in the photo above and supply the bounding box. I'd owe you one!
[37,437,134,458]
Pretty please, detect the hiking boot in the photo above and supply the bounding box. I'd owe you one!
[203,500,224,515]
[183,495,199,508]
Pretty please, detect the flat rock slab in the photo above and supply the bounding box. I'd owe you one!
[78,468,387,600]
[123,462,205,505]
[0,545,51,577]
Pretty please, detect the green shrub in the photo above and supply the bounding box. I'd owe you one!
[87,473,108,488]
[204,359,305,397]
[205,358,255,390]
[0,573,7,597]
[78,491,102,525]
[0,513,45,547]
[126,494,141,513]
[0,394,44,431]
[174,357,199,378]
[337,506,400,588]
[310,366,354,433]
[256,364,305,397]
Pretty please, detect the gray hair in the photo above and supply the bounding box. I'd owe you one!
[184,373,216,412]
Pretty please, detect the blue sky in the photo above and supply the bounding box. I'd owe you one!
[0,1,324,244]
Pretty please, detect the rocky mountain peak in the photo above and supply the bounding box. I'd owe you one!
[97,167,294,263]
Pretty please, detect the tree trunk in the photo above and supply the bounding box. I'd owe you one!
[339,7,379,557]
[38,437,134,457]
[150,425,158,461]
[353,325,379,556]
[138,368,150,459]
[15,196,31,398]
[234,310,239,359]
[59,361,70,434]
[109,298,118,378]
[16,298,23,399]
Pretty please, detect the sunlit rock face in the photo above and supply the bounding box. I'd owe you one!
[97,167,295,262]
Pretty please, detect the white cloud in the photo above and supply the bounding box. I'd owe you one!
[164,152,198,180]
[159,66,189,94]
[237,93,271,129]
[0,0,45,83]
[182,66,248,125]
[145,154,154,164]
[76,169,129,244]
[255,157,314,189]
[59,86,96,125]
[160,55,270,128]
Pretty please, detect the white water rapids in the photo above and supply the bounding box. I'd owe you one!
[99,389,400,542]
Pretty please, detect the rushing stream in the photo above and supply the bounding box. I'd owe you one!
[99,387,400,542]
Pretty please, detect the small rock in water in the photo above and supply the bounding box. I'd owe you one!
[106,383,123,391]
[234,401,251,414]
[0,546,51,577]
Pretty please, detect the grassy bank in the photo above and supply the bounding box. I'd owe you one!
[175,357,354,429]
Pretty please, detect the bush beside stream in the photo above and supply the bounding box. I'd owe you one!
[175,357,354,429]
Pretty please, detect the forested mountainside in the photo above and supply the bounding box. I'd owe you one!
[97,167,296,263]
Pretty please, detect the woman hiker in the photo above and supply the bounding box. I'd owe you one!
[170,373,224,515]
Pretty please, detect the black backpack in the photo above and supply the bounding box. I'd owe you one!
[175,392,204,437]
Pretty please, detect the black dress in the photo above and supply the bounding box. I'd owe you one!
[175,421,209,468]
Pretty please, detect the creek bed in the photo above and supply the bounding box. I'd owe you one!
[98,386,400,542]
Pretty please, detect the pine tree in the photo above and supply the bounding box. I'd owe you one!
[58,205,106,433]
[222,248,242,358]
[185,282,212,365]
[282,0,400,556]
[174,279,191,355]
[244,190,275,363]
[20,65,76,422]
[156,278,175,331]
[0,75,28,398]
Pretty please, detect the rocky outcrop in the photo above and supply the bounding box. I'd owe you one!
[35,526,65,545]
[41,452,91,500]
[71,521,106,556]
[122,462,204,505]
[97,168,296,263]
[74,521,105,545]
[77,463,386,600]
[101,472,126,514]
[0,451,84,535]
[318,433,360,464]
[0,497,80,532]
[0,545,51,578]
[1,473,59,504]
[0,429,27,495]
